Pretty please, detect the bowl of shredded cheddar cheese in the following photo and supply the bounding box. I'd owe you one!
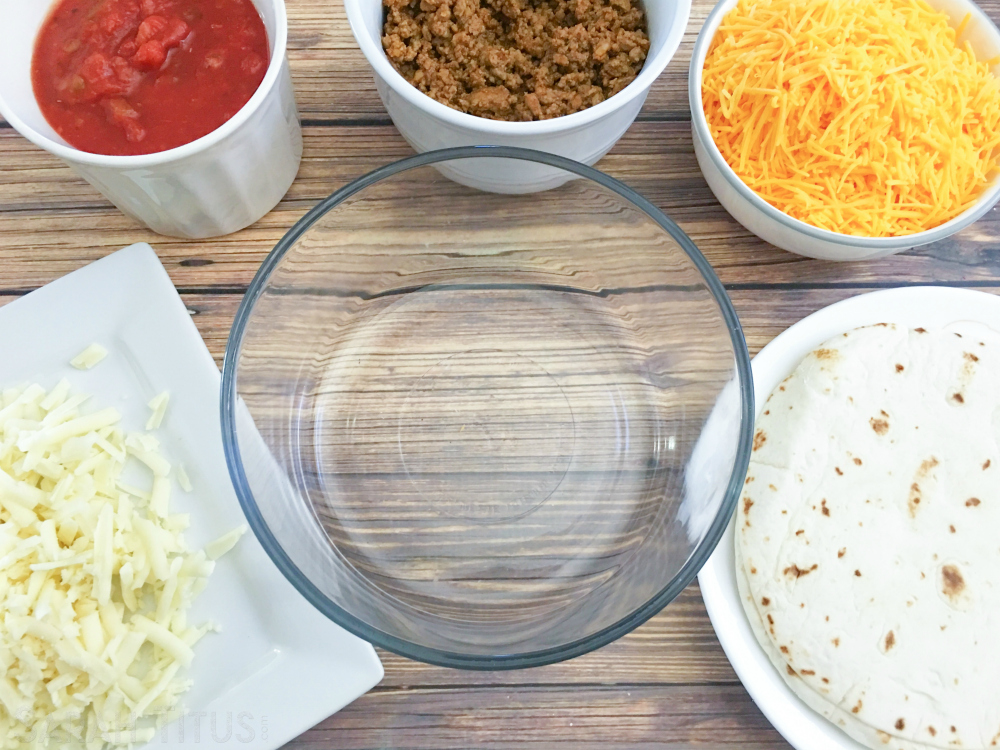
[690,0,1000,260]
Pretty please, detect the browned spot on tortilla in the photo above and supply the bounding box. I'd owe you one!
[880,409,889,417]
[967,498,981,507]
[744,477,752,485]
[784,564,818,578]
[750,567,757,574]
[814,348,838,360]
[767,614,774,624]
[795,529,805,536]
[768,484,777,491]
[870,418,889,435]
[832,639,840,648]
[885,631,895,650]
[952,392,965,403]
[916,327,927,333]
[786,665,797,676]
[951,726,957,733]
[763,409,770,415]
[942,564,965,600]
[838,548,846,558]
[821,500,830,517]
[896,719,906,731]
[779,385,785,391]
[965,352,979,362]
[753,430,766,451]
[984,459,991,470]
[909,458,940,516]
[853,457,862,466]
[761,597,770,606]
[954,332,963,338]
[896,363,905,372]
[855,570,862,577]
[835,466,843,475]
[743,497,754,515]
[950,525,956,533]
[780,645,789,653]
[929,727,937,737]
[801,669,815,675]
[909,483,922,514]
[852,700,862,713]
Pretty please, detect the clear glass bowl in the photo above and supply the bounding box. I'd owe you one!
[221,147,754,669]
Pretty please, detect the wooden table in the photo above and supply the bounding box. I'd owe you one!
[3,0,1000,745]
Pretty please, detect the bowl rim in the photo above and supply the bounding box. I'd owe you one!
[0,0,288,168]
[220,145,755,670]
[688,0,1000,250]
[697,286,1000,749]
[343,0,691,136]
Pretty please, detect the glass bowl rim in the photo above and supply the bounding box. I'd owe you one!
[219,145,755,670]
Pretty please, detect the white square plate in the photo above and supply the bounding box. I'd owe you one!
[0,243,383,749]
[698,286,1000,750]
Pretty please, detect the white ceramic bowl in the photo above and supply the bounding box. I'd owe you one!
[0,0,302,239]
[689,0,1000,261]
[344,0,690,193]
[698,286,1000,750]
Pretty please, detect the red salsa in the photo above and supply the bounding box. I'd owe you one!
[32,0,269,155]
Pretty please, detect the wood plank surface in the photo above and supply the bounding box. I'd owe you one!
[286,685,782,749]
[4,123,1000,290]
[3,0,1000,746]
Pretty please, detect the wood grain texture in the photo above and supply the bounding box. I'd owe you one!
[285,684,784,749]
[3,0,1000,744]
[3,124,1000,291]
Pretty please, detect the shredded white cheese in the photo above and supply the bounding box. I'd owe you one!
[176,464,192,493]
[69,344,108,371]
[145,392,169,431]
[0,382,243,748]
[205,525,247,561]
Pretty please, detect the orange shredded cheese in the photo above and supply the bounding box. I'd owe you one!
[702,0,1000,236]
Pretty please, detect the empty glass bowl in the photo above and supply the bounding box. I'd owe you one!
[221,147,754,669]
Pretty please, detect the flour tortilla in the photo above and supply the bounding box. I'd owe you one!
[736,534,937,750]
[737,322,1000,750]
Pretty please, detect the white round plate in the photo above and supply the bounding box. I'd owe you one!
[697,286,1000,750]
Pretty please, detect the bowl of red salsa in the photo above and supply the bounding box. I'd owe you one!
[0,0,302,237]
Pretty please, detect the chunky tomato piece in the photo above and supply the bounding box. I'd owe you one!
[133,40,166,70]
[32,0,269,155]
[103,97,146,142]
[75,52,140,100]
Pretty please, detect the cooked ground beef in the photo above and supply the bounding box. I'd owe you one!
[381,0,650,121]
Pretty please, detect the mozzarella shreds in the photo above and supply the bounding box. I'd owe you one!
[70,345,109,371]
[0,383,243,749]
[204,526,247,561]
[175,465,192,494]
[144,393,169,432]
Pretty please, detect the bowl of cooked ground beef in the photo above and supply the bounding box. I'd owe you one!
[344,0,691,192]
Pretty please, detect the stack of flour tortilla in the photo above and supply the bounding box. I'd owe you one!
[737,322,1000,750]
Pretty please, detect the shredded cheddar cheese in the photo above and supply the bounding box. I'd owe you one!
[702,0,1000,236]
